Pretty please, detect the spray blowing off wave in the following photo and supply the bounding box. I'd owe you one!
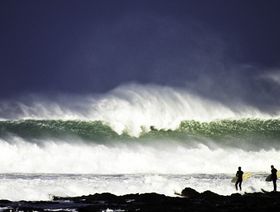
[0,84,274,136]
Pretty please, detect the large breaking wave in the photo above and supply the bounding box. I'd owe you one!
[0,84,279,174]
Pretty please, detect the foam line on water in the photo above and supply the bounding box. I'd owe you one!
[0,173,274,201]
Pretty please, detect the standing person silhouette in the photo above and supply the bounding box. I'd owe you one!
[271,165,277,192]
[235,167,244,191]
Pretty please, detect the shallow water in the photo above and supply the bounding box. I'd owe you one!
[0,173,274,201]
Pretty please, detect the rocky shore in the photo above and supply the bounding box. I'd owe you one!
[0,188,280,211]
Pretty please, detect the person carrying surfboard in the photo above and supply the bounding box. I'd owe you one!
[235,167,243,191]
[271,165,278,192]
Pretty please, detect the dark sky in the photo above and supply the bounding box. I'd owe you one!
[1,0,280,109]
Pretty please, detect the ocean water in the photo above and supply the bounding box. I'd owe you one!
[0,85,279,201]
[0,173,274,201]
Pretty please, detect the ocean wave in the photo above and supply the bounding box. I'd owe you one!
[1,119,280,144]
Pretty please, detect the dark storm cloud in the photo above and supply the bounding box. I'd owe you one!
[0,0,280,110]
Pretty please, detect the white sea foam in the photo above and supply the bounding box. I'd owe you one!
[0,137,279,174]
[0,131,278,201]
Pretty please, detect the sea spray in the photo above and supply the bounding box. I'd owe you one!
[0,84,273,136]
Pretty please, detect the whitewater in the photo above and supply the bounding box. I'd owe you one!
[0,84,279,200]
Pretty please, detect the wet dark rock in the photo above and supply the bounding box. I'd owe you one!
[1,188,280,211]
[200,190,222,200]
[181,187,200,198]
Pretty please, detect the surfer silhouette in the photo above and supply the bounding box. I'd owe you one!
[271,165,277,192]
[235,167,244,191]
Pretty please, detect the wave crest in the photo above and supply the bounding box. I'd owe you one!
[0,84,274,136]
